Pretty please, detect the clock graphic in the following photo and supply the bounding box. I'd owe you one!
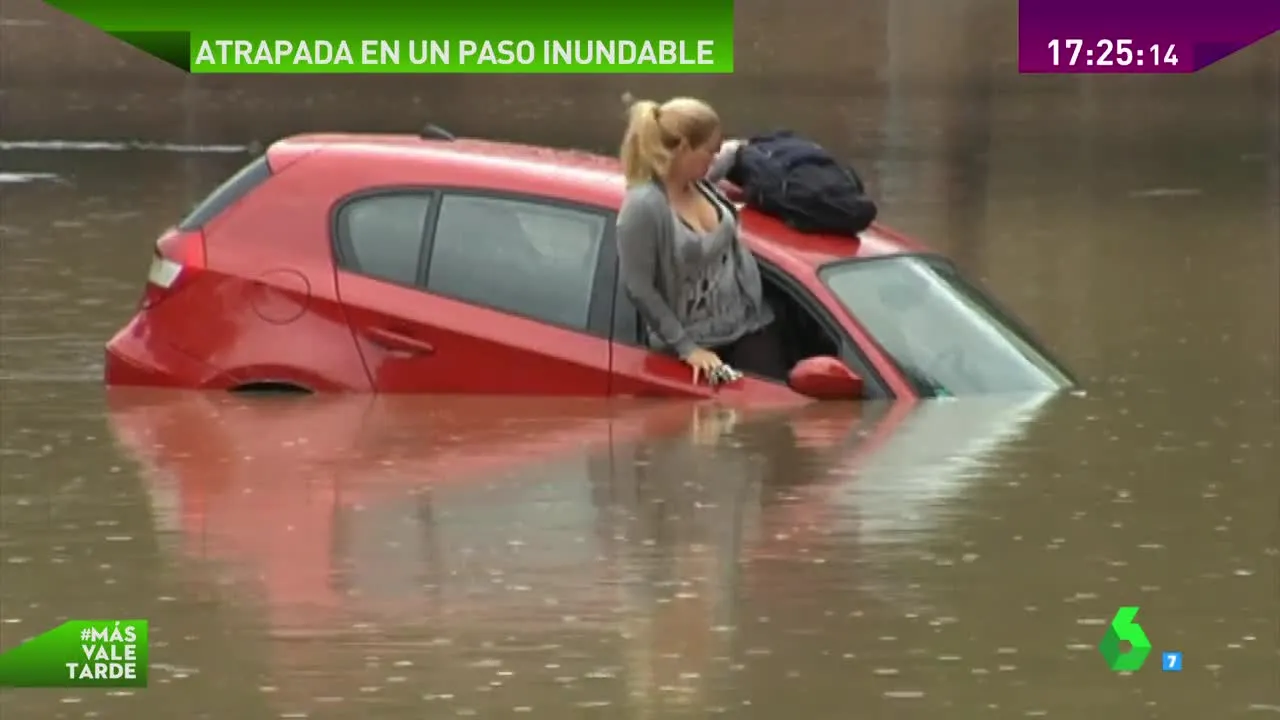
[1018,0,1274,74]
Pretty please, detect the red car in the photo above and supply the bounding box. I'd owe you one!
[103,127,1075,400]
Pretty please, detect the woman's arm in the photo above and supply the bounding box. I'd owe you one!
[616,195,697,359]
[705,139,743,183]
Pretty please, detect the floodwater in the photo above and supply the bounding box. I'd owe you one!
[2,25,1279,720]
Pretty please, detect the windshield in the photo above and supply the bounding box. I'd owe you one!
[819,256,1074,397]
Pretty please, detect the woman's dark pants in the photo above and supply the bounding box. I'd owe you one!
[710,322,790,381]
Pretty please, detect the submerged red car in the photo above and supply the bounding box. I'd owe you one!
[104,126,1075,400]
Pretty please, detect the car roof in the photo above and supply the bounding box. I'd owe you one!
[271,133,927,270]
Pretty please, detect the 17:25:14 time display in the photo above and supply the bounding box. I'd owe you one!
[1047,39,1180,67]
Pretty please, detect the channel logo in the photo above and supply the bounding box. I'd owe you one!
[1098,606,1182,672]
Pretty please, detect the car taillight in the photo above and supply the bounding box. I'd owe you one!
[142,229,206,309]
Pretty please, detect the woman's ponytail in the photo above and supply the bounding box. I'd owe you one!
[619,95,672,185]
[618,93,721,186]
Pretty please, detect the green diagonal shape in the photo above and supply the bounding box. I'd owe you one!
[108,31,191,72]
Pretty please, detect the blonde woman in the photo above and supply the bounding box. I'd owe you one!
[616,96,787,384]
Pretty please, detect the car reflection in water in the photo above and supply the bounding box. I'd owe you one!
[106,390,1053,715]
[748,393,1056,617]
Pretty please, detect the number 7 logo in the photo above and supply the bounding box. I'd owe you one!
[1098,606,1152,671]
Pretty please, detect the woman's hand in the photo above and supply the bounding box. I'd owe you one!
[683,347,724,384]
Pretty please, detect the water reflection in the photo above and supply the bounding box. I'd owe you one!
[0,380,1272,717]
[804,394,1054,546]
[94,390,1049,716]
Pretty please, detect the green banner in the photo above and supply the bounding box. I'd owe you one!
[44,0,735,74]
[0,620,149,688]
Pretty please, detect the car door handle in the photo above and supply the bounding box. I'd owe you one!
[366,327,435,355]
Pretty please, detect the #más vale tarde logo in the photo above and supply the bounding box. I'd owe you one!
[0,619,148,687]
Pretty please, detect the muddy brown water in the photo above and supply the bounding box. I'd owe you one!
[1,5,1279,716]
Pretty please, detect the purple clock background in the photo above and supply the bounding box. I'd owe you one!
[1019,0,1280,73]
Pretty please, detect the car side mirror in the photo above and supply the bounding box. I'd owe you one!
[788,356,864,400]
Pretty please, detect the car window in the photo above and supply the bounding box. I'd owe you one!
[426,194,606,330]
[334,193,433,285]
[178,155,272,230]
[819,256,1074,397]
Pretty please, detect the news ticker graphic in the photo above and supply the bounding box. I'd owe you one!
[42,0,734,74]
[1099,607,1183,673]
[0,620,148,688]
[1019,0,1279,74]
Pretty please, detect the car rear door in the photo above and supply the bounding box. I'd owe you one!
[332,188,617,395]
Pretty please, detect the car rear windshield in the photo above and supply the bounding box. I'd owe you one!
[177,155,272,230]
[818,255,1074,397]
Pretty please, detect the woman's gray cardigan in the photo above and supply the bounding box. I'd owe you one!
[613,144,768,359]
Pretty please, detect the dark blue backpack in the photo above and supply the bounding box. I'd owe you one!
[726,130,877,237]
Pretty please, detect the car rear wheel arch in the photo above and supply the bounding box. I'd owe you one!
[228,380,314,395]
[211,362,366,394]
